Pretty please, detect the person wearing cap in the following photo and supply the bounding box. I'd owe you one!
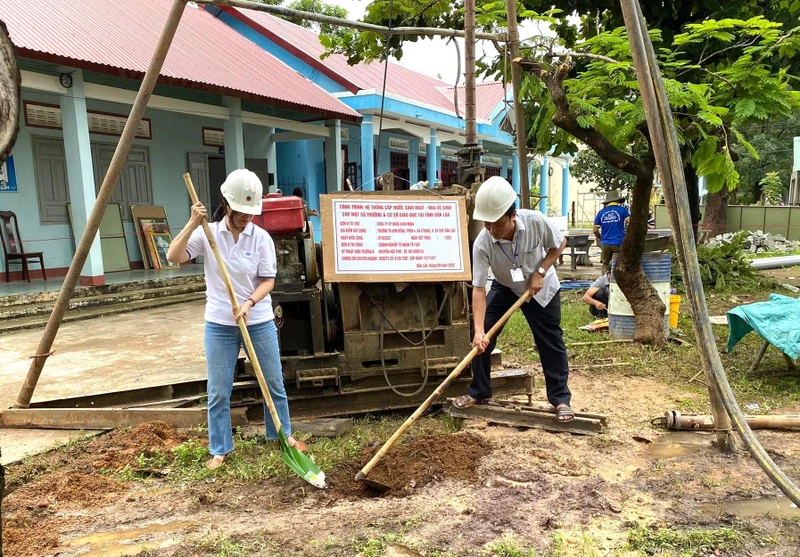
[593,190,631,273]
[167,169,305,470]
[453,177,574,422]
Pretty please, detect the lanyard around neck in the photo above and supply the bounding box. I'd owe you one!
[497,241,518,269]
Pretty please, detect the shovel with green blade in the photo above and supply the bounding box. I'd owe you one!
[183,173,326,489]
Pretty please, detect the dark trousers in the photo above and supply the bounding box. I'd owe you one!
[589,285,609,318]
[600,244,621,273]
[470,282,571,406]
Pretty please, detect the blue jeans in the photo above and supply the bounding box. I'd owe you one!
[205,320,292,456]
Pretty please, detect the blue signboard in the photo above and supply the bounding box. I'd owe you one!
[0,154,17,193]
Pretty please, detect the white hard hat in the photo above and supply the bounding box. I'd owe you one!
[220,169,263,215]
[473,176,517,222]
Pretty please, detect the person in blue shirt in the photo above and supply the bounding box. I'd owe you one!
[593,190,630,273]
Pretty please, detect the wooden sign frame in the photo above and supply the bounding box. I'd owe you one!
[320,192,471,283]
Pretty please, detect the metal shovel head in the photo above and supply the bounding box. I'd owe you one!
[355,470,391,493]
[278,429,327,489]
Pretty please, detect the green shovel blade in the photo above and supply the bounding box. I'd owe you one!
[278,428,327,489]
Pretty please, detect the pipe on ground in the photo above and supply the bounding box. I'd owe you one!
[750,255,800,271]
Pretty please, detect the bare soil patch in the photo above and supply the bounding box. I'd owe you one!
[325,432,491,499]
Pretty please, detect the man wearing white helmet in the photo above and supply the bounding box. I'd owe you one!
[453,176,574,421]
[168,169,305,469]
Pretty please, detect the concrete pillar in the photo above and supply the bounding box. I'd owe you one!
[539,154,549,213]
[223,96,245,174]
[325,119,343,193]
[427,129,438,187]
[561,158,570,217]
[265,127,278,193]
[360,114,375,191]
[60,70,104,285]
[794,136,800,172]
[501,157,509,183]
[377,133,391,175]
[409,138,420,184]
[512,152,520,197]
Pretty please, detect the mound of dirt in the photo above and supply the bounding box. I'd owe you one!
[13,472,125,509]
[326,432,492,498]
[88,421,192,471]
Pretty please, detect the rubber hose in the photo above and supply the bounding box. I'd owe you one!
[624,0,800,505]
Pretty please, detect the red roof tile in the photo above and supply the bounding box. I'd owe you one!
[451,81,508,122]
[228,8,463,114]
[1,0,360,121]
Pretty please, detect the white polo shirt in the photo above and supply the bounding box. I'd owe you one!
[186,220,277,326]
[472,209,564,307]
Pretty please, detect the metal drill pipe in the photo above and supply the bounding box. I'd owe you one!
[464,0,477,145]
[13,0,189,409]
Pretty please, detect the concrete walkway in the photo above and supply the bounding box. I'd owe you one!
[0,300,207,464]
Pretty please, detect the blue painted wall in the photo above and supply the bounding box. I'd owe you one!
[3,89,226,274]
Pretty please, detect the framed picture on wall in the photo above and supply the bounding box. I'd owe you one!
[147,231,179,270]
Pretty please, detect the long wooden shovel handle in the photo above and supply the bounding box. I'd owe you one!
[182,173,285,437]
[356,289,531,480]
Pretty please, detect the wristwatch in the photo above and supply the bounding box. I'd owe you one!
[537,266,546,277]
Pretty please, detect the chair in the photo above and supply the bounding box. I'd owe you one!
[559,234,592,271]
[1,210,47,283]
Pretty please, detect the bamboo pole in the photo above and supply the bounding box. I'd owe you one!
[195,0,506,41]
[504,0,529,208]
[13,0,189,409]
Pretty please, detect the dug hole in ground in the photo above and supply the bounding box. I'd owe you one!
[3,266,800,556]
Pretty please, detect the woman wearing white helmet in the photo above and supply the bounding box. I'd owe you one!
[168,169,305,470]
[454,176,575,421]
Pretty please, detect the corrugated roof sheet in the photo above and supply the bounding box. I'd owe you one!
[1,0,360,121]
[229,8,467,115]
[451,81,508,121]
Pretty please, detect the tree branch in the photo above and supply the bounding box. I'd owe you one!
[522,59,645,177]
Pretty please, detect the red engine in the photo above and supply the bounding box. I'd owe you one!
[252,193,306,235]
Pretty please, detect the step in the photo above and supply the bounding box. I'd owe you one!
[0,282,206,320]
[0,292,206,335]
[0,274,206,308]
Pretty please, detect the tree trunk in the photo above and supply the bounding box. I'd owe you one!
[613,164,667,346]
[701,187,728,237]
[530,61,665,344]
[0,19,20,162]
[684,164,701,244]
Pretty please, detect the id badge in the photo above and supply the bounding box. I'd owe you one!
[510,267,525,282]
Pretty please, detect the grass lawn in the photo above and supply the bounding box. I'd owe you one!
[496,284,800,414]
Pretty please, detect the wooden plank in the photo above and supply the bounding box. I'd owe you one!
[446,402,605,436]
[0,407,247,430]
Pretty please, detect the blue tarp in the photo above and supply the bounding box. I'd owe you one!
[559,280,594,291]
[726,294,800,359]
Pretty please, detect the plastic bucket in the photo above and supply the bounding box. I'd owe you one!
[669,294,681,328]
[609,252,672,339]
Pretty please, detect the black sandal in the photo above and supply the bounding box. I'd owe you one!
[453,394,490,408]
[556,405,575,422]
